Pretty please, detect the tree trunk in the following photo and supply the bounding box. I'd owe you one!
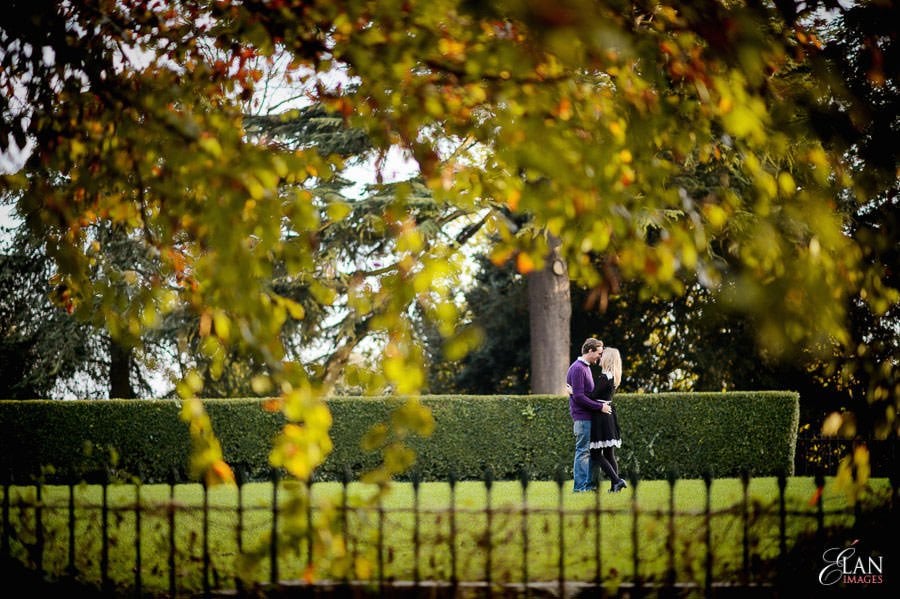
[527,236,571,394]
[109,339,135,399]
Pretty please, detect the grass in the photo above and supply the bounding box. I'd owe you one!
[2,476,893,595]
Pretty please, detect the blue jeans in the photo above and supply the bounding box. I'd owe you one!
[572,420,595,491]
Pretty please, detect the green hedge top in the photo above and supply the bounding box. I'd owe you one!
[0,391,798,483]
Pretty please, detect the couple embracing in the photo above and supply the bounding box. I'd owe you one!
[565,338,627,493]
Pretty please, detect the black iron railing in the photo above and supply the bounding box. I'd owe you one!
[2,463,896,597]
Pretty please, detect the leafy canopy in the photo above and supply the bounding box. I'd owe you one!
[2,2,897,495]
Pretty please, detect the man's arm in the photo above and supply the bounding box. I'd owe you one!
[570,367,606,411]
[576,370,612,414]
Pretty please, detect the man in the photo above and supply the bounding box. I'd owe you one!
[566,338,611,492]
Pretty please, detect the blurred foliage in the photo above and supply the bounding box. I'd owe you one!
[1,0,898,574]
[424,255,531,394]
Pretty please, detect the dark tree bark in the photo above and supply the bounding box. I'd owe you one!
[109,339,135,399]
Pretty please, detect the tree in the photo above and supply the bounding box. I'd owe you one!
[805,3,900,442]
[0,226,139,399]
[526,235,571,394]
[2,0,897,573]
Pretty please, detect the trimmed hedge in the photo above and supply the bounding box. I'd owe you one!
[0,399,282,484]
[0,392,798,483]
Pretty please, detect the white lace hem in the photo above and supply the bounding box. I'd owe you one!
[589,439,622,449]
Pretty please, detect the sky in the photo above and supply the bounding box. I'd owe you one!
[1,139,25,233]
[0,204,15,229]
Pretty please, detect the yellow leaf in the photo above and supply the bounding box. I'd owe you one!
[305,402,333,431]
[69,139,86,159]
[821,411,843,436]
[703,204,728,229]
[141,304,158,327]
[438,38,466,61]
[327,201,351,222]
[198,136,222,158]
[185,372,203,394]
[213,311,230,341]
[489,246,515,266]
[251,375,271,395]
[282,297,306,320]
[361,423,389,451]
[777,172,796,196]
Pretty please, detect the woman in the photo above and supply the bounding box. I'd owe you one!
[588,347,627,493]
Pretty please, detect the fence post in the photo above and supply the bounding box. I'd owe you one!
[777,470,787,585]
[703,471,713,597]
[377,480,385,594]
[814,472,825,545]
[235,466,245,595]
[741,470,750,586]
[630,471,640,592]
[519,467,530,599]
[484,466,494,596]
[235,467,245,554]
[593,473,602,584]
[777,471,787,560]
[305,477,313,579]
[449,469,458,590]
[202,477,210,597]
[555,466,565,598]
[35,474,44,580]
[412,470,421,589]
[340,467,350,588]
[1,470,10,562]
[66,481,77,579]
[666,470,677,590]
[134,475,143,596]
[99,468,109,594]
[270,468,280,586]
[168,467,177,598]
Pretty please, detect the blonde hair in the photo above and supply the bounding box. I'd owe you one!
[600,348,622,388]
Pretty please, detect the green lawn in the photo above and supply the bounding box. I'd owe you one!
[2,476,892,595]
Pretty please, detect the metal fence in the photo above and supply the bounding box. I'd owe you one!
[1,439,897,598]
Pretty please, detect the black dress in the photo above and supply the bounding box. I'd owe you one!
[588,372,621,453]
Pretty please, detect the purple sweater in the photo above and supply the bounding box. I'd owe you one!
[566,358,605,420]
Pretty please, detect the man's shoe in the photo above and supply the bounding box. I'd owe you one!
[610,479,628,493]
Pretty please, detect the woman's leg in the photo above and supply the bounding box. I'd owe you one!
[593,449,620,484]
[603,447,619,478]
[602,446,627,492]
